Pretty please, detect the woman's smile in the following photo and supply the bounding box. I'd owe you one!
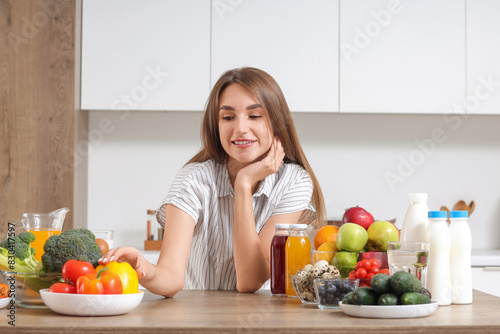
[218,84,273,166]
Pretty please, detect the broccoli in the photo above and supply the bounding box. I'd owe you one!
[41,228,102,273]
[0,231,39,272]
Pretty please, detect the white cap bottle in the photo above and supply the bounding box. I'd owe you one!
[401,193,429,242]
[449,210,472,304]
[426,211,451,306]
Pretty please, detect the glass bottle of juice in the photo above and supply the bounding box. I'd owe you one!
[285,224,311,297]
[271,224,290,295]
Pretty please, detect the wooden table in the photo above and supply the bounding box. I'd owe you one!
[1,290,500,333]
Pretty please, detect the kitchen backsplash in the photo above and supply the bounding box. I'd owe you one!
[86,110,500,250]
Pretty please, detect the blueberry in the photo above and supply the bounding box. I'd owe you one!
[327,285,337,294]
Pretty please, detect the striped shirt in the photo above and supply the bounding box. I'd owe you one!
[156,159,316,290]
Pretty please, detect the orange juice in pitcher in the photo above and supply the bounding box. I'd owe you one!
[15,208,69,262]
[26,228,62,261]
[285,224,311,297]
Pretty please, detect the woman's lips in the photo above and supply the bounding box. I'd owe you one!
[232,140,255,147]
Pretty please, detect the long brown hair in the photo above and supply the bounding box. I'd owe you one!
[188,67,326,227]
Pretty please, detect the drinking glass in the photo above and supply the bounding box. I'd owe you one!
[387,241,430,288]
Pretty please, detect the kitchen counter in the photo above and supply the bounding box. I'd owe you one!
[1,290,500,333]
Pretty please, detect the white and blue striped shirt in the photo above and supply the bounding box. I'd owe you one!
[156,159,316,290]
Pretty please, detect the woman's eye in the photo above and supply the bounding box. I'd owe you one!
[221,116,234,121]
[249,115,262,119]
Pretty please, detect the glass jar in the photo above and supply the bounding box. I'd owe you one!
[271,224,290,295]
[285,224,311,297]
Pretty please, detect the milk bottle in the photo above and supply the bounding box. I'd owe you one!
[426,211,451,305]
[401,193,429,242]
[449,210,472,304]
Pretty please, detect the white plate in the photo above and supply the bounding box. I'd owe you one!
[0,297,12,309]
[40,289,144,316]
[339,301,438,319]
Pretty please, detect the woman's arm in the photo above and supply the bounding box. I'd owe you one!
[99,204,194,297]
[232,208,303,292]
[232,138,298,292]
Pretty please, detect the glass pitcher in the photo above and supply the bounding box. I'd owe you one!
[14,207,69,261]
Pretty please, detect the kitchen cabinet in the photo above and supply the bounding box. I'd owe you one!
[472,267,500,297]
[466,0,500,114]
[339,0,466,114]
[211,0,339,112]
[81,0,210,111]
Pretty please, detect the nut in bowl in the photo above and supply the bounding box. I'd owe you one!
[314,278,359,309]
[40,289,145,316]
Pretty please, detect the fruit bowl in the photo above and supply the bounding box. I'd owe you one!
[0,271,62,309]
[40,289,144,316]
[314,278,359,309]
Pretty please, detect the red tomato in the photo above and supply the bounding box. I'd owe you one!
[366,272,376,282]
[48,283,76,294]
[359,281,370,287]
[369,267,380,275]
[348,270,357,280]
[369,259,380,268]
[356,268,368,279]
[380,268,390,275]
[360,259,371,271]
[62,260,96,285]
[355,261,362,270]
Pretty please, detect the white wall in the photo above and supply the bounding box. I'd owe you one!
[87,111,500,250]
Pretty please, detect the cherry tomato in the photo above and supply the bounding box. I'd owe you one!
[369,259,380,268]
[356,268,368,279]
[355,261,362,270]
[360,259,371,271]
[369,267,380,275]
[48,282,77,294]
[62,260,96,285]
[366,272,376,282]
[348,270,357,280]
[380,268,390,275]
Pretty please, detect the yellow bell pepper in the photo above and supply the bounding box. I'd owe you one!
[96,261,139,294]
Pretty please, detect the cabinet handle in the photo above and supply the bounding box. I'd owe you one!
[483,267,500,271]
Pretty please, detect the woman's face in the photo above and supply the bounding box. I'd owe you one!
[218,84,274,166]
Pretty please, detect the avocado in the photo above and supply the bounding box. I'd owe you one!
[352,287,379,305]
[378,293,399,305]
[342,291,354,305]
[400,292,431,305]
[389,271,422,293]
[371,273,392,294]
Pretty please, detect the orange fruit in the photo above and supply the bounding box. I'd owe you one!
[312,241,339,263]
[314,225,339,250]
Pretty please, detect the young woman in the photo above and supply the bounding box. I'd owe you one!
[99,67,326,296]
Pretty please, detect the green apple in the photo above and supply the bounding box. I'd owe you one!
[366,220,400,251]
[336,223,368,252]
[331,251,359,278]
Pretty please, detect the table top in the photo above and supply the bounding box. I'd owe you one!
[2,289,500,333]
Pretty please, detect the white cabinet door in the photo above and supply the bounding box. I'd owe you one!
[467,0,500,114]
[340,0,465,114]
[211,0,339,112]
[81,0,210,111]
[472,267,500,297]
